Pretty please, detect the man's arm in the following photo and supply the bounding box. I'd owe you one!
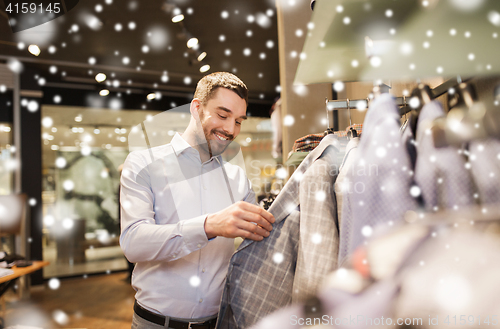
[120,153,274,263]
[119,152,209,263]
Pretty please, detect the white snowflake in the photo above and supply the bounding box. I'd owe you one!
[311,233,322,245]
[189,276,201,287]
[361,225,372,237]
[315,191,326,202]
[53,310,69,325]
[410,185,421,197]
[272,253,284,264]
[62,218,74,229]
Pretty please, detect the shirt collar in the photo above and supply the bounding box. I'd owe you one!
[171,133,193,157]
[171,132,223,163]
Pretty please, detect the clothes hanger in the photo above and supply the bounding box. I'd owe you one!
[346,99,358,139]
[409,83,433,137]
[324,97,335,136]
[432,81,492,147]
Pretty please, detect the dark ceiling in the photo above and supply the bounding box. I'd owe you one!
[0,0,280,116]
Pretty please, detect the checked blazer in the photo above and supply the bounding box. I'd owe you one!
[216,134,341,329]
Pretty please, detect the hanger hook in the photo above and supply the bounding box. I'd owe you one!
[347,98,352,127]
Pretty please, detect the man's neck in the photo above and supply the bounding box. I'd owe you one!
[181,127,211,163]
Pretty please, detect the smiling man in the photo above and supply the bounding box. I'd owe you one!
[120,72,275,329]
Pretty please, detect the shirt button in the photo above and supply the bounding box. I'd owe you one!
[202,269,205,273]
[197,244,202,248]
[199,298,203,303]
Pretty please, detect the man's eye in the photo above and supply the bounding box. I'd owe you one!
[236,121,242,125]
[218,114,227,119]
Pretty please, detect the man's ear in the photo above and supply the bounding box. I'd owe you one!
[190,99,201,120]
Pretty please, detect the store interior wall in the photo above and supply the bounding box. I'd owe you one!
[276,0,332,160]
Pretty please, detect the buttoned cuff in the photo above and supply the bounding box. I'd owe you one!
[181,215,209,252]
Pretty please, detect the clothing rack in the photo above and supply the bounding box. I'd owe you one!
[325,78,464,123]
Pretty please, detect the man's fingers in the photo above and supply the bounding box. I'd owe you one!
[237,221,271,238]
[238,201,275,223]
[234,228,264,241]
[238,211,273,231]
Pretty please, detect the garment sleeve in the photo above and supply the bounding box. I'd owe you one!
[292,146,340,302]
[119,151,209,263]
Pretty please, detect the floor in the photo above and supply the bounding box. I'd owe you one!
[3,272,136,329]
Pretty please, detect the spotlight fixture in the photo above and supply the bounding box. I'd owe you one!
[197,52,207,61]
[200,64,210,73]
[28,44,41,56]
[95,73,107,82]
[187,38,198,48]
[172,14,184,23]
[99,89,110,96]
[147,93,156,100]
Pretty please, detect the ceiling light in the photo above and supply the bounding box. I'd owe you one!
[28,44,41,56]
[200,65,210,73]
[172,14,184,23]
[99,89,110,96]
[197,52,207,61]
[95,73,107,82]
[187,38,198,48]
[147,93,156,100]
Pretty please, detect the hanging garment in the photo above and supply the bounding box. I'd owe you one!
[291,133,325,153]
[413,101,476,212]
[469,139,500,205]
[270,98,282,159]
[334,137,360,232]
[333,124,363,138]
[251,214,500,329]
[216,134,340,329]
[401,114,418,169]
[338,94,419,267]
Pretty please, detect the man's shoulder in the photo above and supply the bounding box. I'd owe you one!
[126,143,175,165]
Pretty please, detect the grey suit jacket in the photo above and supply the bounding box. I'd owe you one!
[216,134,340,329]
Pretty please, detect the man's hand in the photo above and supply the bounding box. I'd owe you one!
[204,201,275,241]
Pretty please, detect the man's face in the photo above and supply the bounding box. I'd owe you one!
[195,87,247,158]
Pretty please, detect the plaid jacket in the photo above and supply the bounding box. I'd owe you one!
[216,134,340,329]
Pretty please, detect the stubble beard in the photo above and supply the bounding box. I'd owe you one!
[196,108,234,158]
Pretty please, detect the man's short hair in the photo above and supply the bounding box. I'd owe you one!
[194,72,248,107]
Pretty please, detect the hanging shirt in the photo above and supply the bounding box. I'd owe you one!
[120,133,256,319]
[338,94,419,267]
[468,139,500,205]
[413,101,476,211]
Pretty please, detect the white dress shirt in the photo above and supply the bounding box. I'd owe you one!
[120,133,257,319]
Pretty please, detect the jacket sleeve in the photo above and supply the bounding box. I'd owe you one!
[292,146,340,302]
[119,151,209,263]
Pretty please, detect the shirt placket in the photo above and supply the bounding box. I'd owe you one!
[197,160,211,308]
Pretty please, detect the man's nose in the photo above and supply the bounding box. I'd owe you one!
[222,121,236,137]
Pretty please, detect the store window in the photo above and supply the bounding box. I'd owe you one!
[41,105,276,278]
